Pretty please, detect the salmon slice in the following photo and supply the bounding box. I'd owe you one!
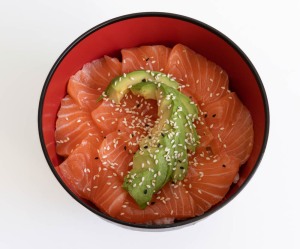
[116,182,194,224]
[121,45,171,73]
[91,92,157,136]
[117,110,157,154]
[98,131,133,178]
[202,92,254,164]
[57,136,102,200]
[186,149,240,215]
[91,166,128,218]
[165,44,229,105]
[57,137,127,217]
[55,95,101,157]
[91,98,124,135]
[67,56,122,110]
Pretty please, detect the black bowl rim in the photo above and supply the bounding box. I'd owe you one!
[38,11,270,230]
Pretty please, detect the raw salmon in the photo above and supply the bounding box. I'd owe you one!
[98,131,133,178]
[58,138,127,217]
[68,56,122,110]
[122,45,171,73]
[202,92,254,164]
[91,165,128,217]
[57,136,102,200]
[91,92,157,136]
[115,181,195,224]
[186,148,240,215]
[55,95,101,157]
[165,44,229,105]
[54,44,254,224]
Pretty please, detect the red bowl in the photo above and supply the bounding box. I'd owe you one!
[38,12,269,229]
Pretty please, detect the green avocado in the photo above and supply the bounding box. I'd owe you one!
[100,71,199,209]
[103,70,178,104]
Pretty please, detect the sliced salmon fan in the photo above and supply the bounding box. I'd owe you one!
[55,44,254,224]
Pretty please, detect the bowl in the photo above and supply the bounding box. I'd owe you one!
[38,12,269,229]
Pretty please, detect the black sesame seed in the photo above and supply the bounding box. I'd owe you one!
[124,146,127,151]
[144,145,148,149]
[222,164,226,168]
[148,136,152,139]
[157,143,161,148]
[178,160,182,163]
[145,57,149,62]
[151,202,155,205]
[142,79,146,82]
[136,104,140,108]
[144,189,148,194]
[161,133,165,137]
[212,114,216,117]
[180,166,184,169]
[204,114,208,118]
[94,157,99,160]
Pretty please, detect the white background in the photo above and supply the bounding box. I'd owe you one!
[1,0,299,248]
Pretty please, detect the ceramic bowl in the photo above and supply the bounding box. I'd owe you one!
[38,12,269,229]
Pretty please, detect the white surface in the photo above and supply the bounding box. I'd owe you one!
[0,0,299,248]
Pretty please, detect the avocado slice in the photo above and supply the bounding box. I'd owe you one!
[100,71,199,209]
[123,138,171,208]
[104,70,178,104]
[123,168,155,209]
